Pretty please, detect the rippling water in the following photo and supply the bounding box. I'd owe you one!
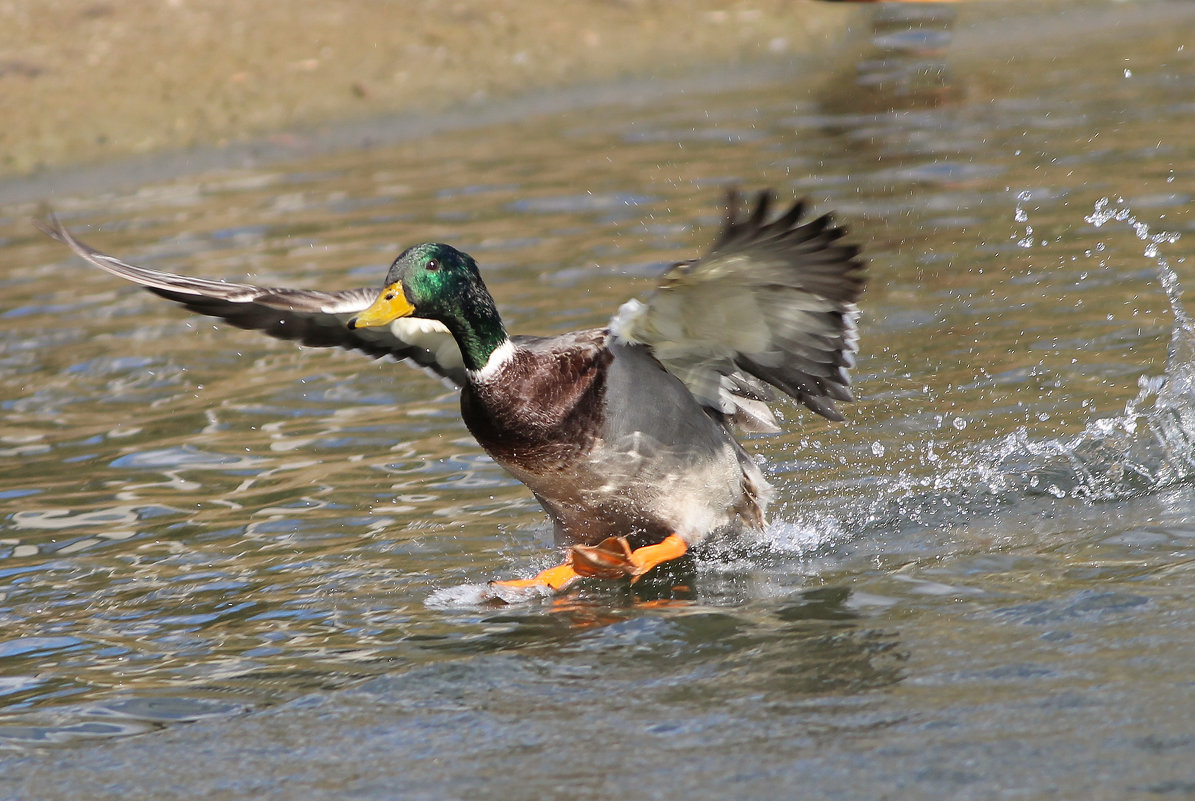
[3,2,1195,799]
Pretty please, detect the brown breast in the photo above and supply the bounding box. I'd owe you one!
[459,330,613,472]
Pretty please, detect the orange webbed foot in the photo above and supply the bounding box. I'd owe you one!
[484,561,583,603]
[569,536,639,579]
[570,533,689,584]
[483,533,690,603]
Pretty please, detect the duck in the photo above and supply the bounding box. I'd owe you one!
[39,190,865,599]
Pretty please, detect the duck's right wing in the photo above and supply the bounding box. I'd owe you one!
[38,215,467,387]
[611,190,865,430]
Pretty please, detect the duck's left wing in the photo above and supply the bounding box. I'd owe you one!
[610,190,865,430]
[37,215,466,387]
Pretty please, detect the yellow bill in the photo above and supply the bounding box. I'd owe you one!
[348,283,415,329]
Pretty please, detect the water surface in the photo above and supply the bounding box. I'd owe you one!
[3,2,1195,799]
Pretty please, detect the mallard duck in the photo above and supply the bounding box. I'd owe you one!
[39,190,864,598]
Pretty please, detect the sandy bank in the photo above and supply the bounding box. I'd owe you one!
[1,0,864,179]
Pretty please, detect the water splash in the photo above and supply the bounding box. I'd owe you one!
[973,200,1193,506]
[991,199,1194,501]
[769,200,1195,550]
[1013,189,1036,249]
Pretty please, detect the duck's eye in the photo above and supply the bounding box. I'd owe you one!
[426,258,439,272]
[384,292,395,300]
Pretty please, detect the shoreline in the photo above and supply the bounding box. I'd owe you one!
[0,58,844,207]
[0,0,1160,209]
[0,1,859,186]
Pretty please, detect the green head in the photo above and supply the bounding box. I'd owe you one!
[348,243,507,371]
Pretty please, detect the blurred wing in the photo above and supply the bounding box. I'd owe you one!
[610,190,865,428]
[37,215,466,387]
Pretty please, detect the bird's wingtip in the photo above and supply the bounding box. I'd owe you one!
[32,205,64,242]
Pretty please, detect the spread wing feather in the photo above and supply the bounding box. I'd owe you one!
[36,215,466,387]
[610,190,865,428]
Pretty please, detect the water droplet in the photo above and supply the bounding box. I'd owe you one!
[871,441,885,457]
[952,417,967,431]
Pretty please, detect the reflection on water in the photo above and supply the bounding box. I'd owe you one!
[854,2,958,110]
[3,1,1195,797]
